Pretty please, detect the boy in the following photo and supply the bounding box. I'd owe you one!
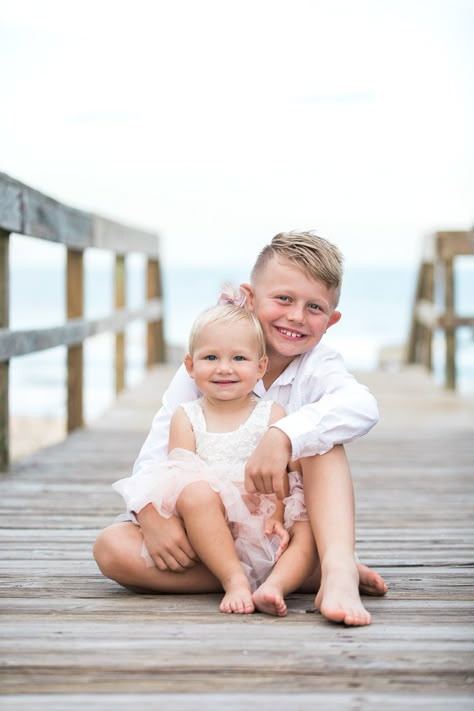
[94,231,387,625]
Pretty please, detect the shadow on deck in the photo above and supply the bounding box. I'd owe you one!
[1,365,473,709]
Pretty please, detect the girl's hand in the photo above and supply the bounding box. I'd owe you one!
[137,504,198,572]
[265,518,290,561]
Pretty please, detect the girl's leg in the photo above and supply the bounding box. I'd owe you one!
[176,481,254,614]
[253,521,318,616]
[302,445,376,626]
[93,522,222,593]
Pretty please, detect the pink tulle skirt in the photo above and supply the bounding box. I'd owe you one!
[113,448,308,591]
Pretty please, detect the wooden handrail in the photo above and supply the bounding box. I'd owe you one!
[0,172,165,470]
[407,229,474,390]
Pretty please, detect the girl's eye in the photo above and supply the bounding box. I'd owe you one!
[233,355,246,361]
[204,355,217,360]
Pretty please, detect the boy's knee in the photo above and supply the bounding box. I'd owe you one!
[301,445,349,477]
[93,526,125,578]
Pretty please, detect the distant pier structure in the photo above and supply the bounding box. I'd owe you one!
[0,172,165,471]
[407,228,474,390]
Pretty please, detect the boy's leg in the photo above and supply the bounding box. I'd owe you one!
[93,522,222,593]
[253,521,318,616]
[301,445,384,626]
[176,481,254,613]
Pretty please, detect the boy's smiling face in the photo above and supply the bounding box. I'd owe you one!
[242,256,341,367]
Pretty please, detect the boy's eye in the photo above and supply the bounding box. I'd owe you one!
[276,295,290,302]
[204,355,217,360]
[233,355,246,361]
[308,303,322,311]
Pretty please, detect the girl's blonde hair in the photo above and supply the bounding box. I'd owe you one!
[251,230,344,306]
[188,304,266,358]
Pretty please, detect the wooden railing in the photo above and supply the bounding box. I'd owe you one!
[407,229,474,390]
[0,172,165,470]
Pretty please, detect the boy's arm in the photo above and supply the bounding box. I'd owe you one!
[132,364,199,477]
[245,402,290,501]
[272,349,379,461]
[246,348,378,498]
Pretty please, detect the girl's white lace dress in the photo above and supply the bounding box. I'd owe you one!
[113,398,307,591]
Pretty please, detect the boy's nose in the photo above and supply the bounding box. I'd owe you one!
[288,304,305,323]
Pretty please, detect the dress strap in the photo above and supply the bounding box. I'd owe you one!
[180,399,207,433]
[243,398,274,430]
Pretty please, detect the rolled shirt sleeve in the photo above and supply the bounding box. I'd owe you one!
[267,346,379,460]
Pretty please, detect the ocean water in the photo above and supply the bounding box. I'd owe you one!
[8,257,474,420]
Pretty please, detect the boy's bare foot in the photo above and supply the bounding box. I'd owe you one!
[219,575,255,614]
[315,561,371,626]
[310,561,387,597]
[357,562,388,596]
[253,583,288,616]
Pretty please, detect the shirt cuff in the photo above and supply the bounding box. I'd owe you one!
[270,414,327,460]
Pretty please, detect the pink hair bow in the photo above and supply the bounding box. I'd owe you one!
[217,282,247,307]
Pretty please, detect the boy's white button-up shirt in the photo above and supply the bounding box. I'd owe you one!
[132,343,379,479]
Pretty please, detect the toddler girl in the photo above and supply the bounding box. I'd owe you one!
[112,303,317,615]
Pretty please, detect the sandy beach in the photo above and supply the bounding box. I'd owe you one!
[10,416,66,462]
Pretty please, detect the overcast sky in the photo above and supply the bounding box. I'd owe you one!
[1,0,473,271]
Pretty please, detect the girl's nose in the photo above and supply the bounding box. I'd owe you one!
[217,359,232,372]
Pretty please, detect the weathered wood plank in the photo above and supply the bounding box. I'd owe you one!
[114,255,125,394]
[0,172,159,255]
[93,215,158,258]
[0,693,472,711]
[0,300,162,361]
[0,229,9,470]
[66,249,84,431]
[0,174,22,232]
[0,365,473,705]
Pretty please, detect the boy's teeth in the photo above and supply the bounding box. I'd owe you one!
[279,328,303,338]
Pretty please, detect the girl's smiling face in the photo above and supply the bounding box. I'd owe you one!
[185,320,267,402]
[243,257,341,366]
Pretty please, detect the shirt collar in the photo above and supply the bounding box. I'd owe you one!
[254,355,302,395]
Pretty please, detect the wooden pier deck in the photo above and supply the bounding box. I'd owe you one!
[1,365,473,710]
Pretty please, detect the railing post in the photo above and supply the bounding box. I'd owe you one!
[67,249,84,432]
[421,262,434,371]
[115,255,126,394]
[444,256,456,390]
[0,229,9,470]
[146,258,165,365]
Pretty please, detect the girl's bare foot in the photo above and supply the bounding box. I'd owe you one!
[315,561,371,626]
[253,583,288,616]
[219,575,254,614]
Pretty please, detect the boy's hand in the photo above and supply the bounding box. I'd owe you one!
[137,504,198,572]
[244,428,291,500]
[265,518,290,560]
[241,492,262,513]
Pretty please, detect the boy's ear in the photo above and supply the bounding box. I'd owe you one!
[240,283,255,310]
[184,353,194,378]
[326,310,342,331]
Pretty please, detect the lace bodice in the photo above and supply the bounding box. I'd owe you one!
[180,398,273,479]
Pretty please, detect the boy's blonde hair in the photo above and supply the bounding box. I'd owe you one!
[188,304,266,358]
[251,230,344,306]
